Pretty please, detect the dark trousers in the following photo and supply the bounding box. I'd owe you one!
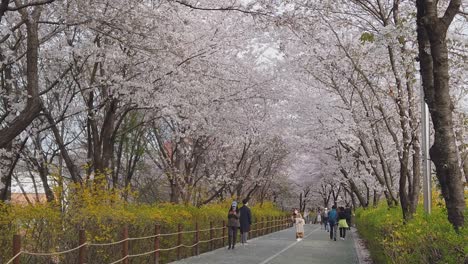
[329,222,336,240]
[228,227,238,248]
[340,227,346,238]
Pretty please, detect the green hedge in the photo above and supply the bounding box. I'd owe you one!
[355,203,467,264]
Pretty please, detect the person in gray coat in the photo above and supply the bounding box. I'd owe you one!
[239,198,252,245]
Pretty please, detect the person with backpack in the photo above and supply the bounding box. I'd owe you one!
[327,205,338,241]
[338,206,349,240]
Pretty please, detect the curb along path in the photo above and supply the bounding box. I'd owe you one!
[171,224,360,264]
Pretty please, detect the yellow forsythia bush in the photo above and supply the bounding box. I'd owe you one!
[0,181,287,264]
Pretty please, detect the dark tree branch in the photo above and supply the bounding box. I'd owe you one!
[1,137,28,201]
[441,0,461,29]
[8,0,55,11]
[172,0,270,16]
[0,0,9,22]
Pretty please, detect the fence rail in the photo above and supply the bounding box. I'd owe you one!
[6,216,292,264]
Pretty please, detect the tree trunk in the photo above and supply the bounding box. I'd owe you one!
[455,123,468,184]
[0,7,42,199]
[169,176,180,203]
[38,165,54,203]
[416,0,465,230]
[299,192,304,211]
[373,189,379,207]
[43,108,81,183]
[398,154,410,220]
[373,136,398,206]
[359,136,395,206]
[0,8,42,149]
[408,82,422,216]
[387,42,418,218]
[339,168,367,207]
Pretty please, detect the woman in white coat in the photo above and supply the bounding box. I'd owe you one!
[292,209,305,241]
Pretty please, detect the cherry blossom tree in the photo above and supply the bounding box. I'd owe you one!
[415,0,466,230]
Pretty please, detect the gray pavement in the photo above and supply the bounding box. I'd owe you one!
[170,224,359,264]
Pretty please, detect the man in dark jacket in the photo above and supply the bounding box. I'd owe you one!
[328,205,338,241]
[239,198,252,245]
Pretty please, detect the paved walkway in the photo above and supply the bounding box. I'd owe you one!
[171,224,360,264]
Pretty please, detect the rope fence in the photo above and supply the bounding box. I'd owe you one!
[6,216,293,264]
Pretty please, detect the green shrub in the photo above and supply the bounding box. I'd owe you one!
[355,202,467,264]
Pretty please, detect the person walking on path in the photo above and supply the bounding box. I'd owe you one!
[322,208,329,231]
[227,201,240,249]
[317,209,322,227]
[344,206,352,230]
[327,205,338,241]
[292,209,305,241]
[239,198,252,245]
[338,206,349,240]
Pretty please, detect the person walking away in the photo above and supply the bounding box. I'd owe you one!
[338,207,349,240]
[323,208,329,231]
[344,206,352,230]
[292,209,305,241]
[239,198,252,245]
[227,201,240,249]
[328,205,338,241]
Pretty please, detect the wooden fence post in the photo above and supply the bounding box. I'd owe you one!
[271,217,274,233]
[273,217,276,232]
[256,220,259,237]
[122,226,129,264]
[78,229,86,264]
[177,223,183,260]
[260,217,264,236]
[222,220,226,247]
[13,234,21,264]
[209,221,214,251]
[154,224,160,264]
[252,221,255,238]
[268,216,271,234]
[194,222,199,256]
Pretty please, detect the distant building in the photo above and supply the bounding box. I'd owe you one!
[10,172,50,205]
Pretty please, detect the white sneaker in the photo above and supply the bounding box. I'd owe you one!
[296,238,302,241]
[340,237,345,240]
